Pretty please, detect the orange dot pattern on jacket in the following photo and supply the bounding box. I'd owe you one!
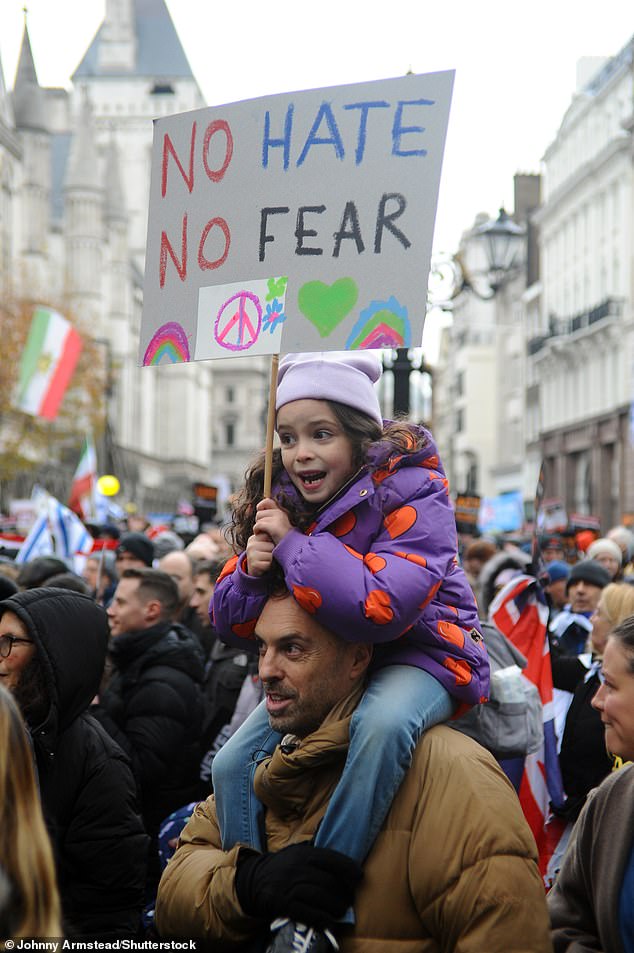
[427,471,450,494]
[364,589,394,624]
[364,553,387,574]
[231,618,258,639]
[372,455,404,485]
[332,511,357,537]
[394,551,427,568]
[384,505,417,539]
[419,579,441,610]
[218,554,239,585]
[293,585,323,615]
[443,657,472,685]
[437,620,465,649]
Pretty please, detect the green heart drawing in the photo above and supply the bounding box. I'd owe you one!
[297,278,359,337]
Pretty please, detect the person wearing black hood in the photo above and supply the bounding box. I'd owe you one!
[94,567,205,893]
[0,588,148,939]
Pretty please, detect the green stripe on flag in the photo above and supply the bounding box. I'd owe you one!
[17,307,52,402]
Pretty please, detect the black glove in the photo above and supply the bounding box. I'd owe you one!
[234,842,362,929]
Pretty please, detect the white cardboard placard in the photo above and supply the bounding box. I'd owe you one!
[140,71,454,365]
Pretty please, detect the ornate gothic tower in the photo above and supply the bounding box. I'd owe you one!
[0,47,20,296]
[63,91,104,323]
[12,22,50,294]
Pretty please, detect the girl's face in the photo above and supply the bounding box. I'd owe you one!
[277,399,355,505]
[0,611,36,694]
[592,637,634,761]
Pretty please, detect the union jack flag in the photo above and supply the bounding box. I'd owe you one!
[489,573,566,883]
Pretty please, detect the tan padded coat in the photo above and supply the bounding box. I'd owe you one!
[156,694,553,952]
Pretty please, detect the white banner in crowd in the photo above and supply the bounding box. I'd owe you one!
[140,71,454,364]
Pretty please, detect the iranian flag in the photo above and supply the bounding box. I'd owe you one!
[15,306,83,420]
[68,436,97,520]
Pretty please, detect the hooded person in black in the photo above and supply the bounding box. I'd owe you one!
[0,588,148,939]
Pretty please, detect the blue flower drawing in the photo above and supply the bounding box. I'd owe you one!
[263,298,286,334]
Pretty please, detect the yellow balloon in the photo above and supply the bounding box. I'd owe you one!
[97,474,120,497]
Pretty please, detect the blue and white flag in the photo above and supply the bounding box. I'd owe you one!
[47,497,92,572]
[15,511,54,564]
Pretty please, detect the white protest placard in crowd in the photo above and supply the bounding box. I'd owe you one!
[140,71,454,365]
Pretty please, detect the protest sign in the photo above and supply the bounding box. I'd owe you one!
[478,491,524,534]
[140,71,454,364]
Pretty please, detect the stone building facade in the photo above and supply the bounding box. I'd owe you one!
[0,0,218,513]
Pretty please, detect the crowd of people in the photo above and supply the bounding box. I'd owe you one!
[1,352,633,952]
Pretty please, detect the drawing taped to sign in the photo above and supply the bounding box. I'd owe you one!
[296,280,409,350]
[345,297,410,349]
[143,321,192,365]
[297,278,358,338]
[194,276,288,360]
[141,71,454,362]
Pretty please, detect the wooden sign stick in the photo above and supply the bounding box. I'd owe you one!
[263,353,279,499]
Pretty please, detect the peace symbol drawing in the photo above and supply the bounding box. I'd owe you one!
[195,276,288,361]
[214,291,262,351]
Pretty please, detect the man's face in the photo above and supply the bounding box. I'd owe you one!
[116,550,147,572]
[107,577,150,636]
[158,552,193,608]
[462,556,484,579]
[546,579,568,610]
[82,558,99,591]
[255,594,370,738]
[568,579,602,614]
[190,572,215,627]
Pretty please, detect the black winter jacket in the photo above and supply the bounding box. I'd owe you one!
[94,621,205,838]
[551,655,613,821]
[0,588,148,939]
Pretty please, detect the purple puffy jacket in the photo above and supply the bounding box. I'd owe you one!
[213,428,489,706]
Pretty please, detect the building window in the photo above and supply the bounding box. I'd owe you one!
[226,386,234,403]
[456,408,464,433]
[150,83,175,95]
[456,371,464,397]
[225,422,235,446]
[574,451,592,515]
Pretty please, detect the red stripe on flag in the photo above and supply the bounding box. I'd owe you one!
[68,473,94,516]
[40,329,83,420]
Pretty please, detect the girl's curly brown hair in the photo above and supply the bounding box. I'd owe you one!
[227,402,427,552]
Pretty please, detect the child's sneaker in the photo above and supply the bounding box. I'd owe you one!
[266,918,338,953]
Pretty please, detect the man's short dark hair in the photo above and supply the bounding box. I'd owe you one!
[46,572,91,595]
[17,556,69,589]
[121,568,179,618]
[193,559,224,585]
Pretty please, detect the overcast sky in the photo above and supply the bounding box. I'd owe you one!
[1,1,633,356]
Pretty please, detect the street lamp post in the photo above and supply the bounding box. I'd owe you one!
[429,207,526,306]
[387,207,526,418]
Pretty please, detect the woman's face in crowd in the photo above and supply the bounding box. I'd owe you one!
[0,611,36,693]
[590,600,612,656]
[594,552,620,579]
[592,637,634,761]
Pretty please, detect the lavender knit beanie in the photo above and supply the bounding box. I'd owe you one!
[276,352,383,428]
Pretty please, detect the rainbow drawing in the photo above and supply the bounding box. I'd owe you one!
[143,321,191,365]
[345,297,410,350]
